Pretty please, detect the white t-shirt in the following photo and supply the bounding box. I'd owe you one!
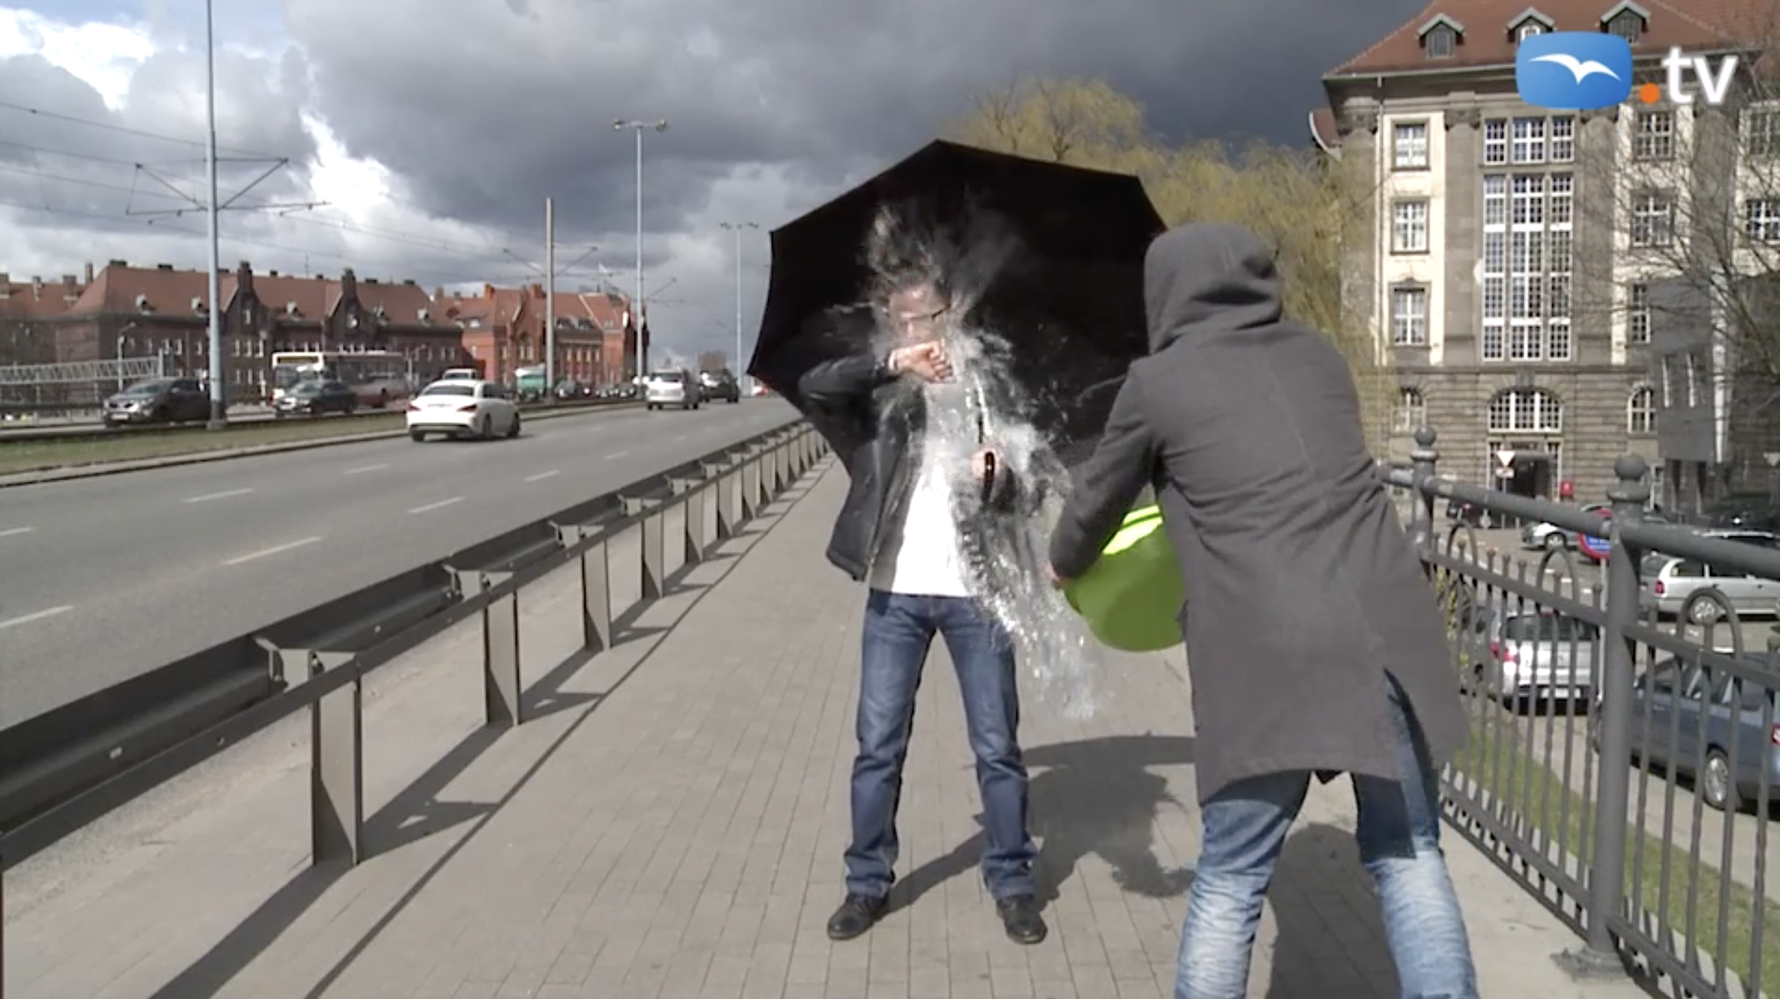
[869,386,971,597]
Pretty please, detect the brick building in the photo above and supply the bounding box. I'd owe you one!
[1309,0,1760,504]
[441,283,632,387]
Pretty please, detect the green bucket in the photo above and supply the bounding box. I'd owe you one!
[1063,505,1184,652]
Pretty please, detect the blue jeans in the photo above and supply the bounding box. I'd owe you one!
[1174,677,1477,999]
[845,589,1037,901]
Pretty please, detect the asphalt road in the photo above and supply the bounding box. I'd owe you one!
[0,398,799,727]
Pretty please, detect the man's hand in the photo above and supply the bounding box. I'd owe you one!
[889,341,951,382]
[1046,563,1069,589]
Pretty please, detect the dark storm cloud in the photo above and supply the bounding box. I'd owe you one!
[0,46,317,240]
[287,0,1427,246]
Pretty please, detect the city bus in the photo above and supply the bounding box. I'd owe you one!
[270,350,412,408]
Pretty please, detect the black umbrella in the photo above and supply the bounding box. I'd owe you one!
[746,139,1162,456]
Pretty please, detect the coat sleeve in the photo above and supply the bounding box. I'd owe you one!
[1047,373,1157,578]
[798,352,894,410]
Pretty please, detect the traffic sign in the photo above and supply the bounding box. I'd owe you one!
[1577,509,1612,561]
[1766,451,1780,467]
[1496,449,1517,467]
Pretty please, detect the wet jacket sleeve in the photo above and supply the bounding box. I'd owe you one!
[1048,375,1157,578]
[797,352,895,409]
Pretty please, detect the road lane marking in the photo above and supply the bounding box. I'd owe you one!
[408,496,464,514]
[603,450,629,459]
[0,605,72,630]
[343,463,387,475]
[185,487,254,503]
[0,526,33,538]
[524,470,560,482]
[223,536,322,566]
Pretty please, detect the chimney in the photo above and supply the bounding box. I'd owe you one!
[483,283,496,298]
[107,259,126,268]
[156,263,172,271]
[340,267,357,298]
[236,259,254,296]
[402,278,416,286]
[433,286,445,299]
[268,269,278,277]
[62,274,75,286]
[83,261,94,284]
[531,282,543,297]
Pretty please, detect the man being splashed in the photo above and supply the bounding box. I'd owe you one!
[1048,223,1477,998]
[799,269,1047,946]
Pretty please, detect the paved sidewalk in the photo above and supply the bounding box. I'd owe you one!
[3,458,1650,998]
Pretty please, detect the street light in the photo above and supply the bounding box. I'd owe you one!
[613,118,667,373]
[203,0,224,426]
[719,221,758,385]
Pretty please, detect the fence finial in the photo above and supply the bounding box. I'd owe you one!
[1608,452,1651,506]
[1410,426,1438,467]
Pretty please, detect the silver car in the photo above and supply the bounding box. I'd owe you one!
[643,369,701,410]
[1638,531,1780,619]
[1458,605,1600,704]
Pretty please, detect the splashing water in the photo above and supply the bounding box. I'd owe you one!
[860,200,1105,718]
[926,328,1103,720]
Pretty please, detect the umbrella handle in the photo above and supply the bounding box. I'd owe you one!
[980,450,996,504]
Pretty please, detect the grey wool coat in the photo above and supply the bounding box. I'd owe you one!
[1047,222,1466,802]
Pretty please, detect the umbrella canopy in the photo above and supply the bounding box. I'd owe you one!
[747,139,1162,455]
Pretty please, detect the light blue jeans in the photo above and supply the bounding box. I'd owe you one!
[1173,677,1478,999]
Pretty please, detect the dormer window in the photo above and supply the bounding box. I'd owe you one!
[1601,1,1649,40]
[1507,8,1555,43]
[1417,14,1465,58]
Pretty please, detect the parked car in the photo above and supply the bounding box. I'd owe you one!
[1593,657,1780,811]
[406,379,521,441]
[1520,503,1611,550]
[1454,603,1600,706]
[1706,494,1780,532]
[274,379,357,418]
[644,369,701,410]
[1638,531,1780,619]
[699,370,742,403]
[554,379,592,400]
[102,377,210,427]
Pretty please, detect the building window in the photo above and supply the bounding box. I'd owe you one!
[1745,198,1780,240]
[1685,351,1704,405]
[1395,387,1427,432]
[1748,108,1780,157]
[1390,285,1429,344]
[1392,122,1429,170]
[1511,116,1547,163]
[1391,199,1429,253]
[1608,11,1643,40]
[1482,172,1572,361]
[1627,282,1651,343]
[1550,115,1575,162]
[1487,387,1563,433]
[1483,118,1507,164]
[1627,386,1657,434]
[1634,109,1674,160]
[1426,25,1455,57]
[1516,21,1544,41]
[1631,190,1675,247]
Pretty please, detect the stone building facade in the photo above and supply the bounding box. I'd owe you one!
[1310,0,1748,505]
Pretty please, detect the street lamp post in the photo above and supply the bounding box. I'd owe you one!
[203,0,225,426]
[613,118,667,373]
[719,221,757,386]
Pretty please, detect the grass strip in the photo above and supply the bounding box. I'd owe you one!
[1454,726,1780,990]
[0,413,404,473]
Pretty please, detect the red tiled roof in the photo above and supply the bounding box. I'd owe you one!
[1328,0,1771,77]
[0,274,85,320]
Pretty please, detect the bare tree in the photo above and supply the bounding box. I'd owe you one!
[944,78,1392,442]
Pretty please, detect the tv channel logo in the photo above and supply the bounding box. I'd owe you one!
[1516,32,1632,110]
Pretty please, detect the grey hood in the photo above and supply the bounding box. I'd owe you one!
[1142,222,1283,353]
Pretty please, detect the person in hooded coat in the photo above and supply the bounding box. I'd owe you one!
[1046,222,1478,998]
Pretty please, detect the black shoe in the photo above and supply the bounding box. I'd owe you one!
[826,893,888,941]
[996,893,1047,944]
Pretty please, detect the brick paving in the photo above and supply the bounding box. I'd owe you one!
[2,457,1651,998]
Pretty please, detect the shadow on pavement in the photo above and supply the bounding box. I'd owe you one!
[892,733,1196,910]
[1262,823,1398,998]
[142,490,812,999]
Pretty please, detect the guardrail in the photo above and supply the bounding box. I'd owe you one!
[0,419,824,894]
[1387,427,1780,998]
[0,395,635,443]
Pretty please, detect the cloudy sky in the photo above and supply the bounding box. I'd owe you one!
[0,0,1415,368]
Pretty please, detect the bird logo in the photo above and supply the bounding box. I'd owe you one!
[1530,52,1621,83]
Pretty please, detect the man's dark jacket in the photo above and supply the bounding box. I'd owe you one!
[799,352,1024,580]
[1047,222,1467,802]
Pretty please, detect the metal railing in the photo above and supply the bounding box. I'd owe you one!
[0,420,826,966]
[1386,427,1780,998]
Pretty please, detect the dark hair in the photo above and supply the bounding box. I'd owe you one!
[865,202,955,310]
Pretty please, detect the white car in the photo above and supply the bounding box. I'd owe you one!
[407,379,520,441]
[644,369,701,410]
